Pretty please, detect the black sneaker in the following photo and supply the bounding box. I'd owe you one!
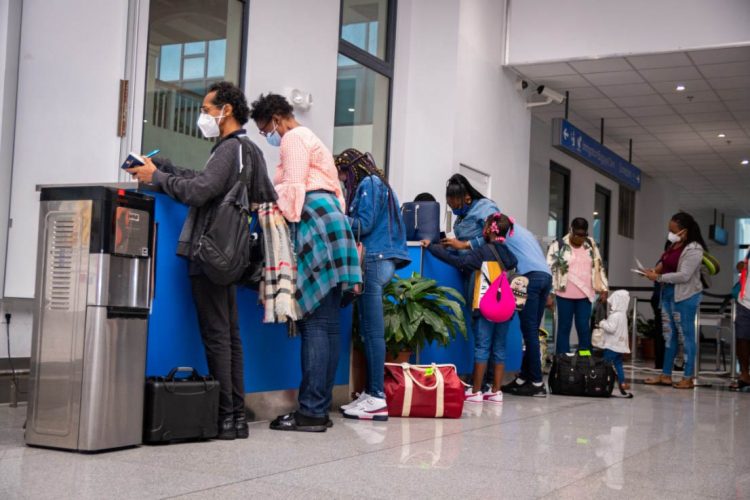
[501,377,526,395]
[235,415,249,439]
[269,411,327,432]
[217,416,237,440]
[513,381,547,397]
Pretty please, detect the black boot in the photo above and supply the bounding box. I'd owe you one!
[235,414,249,439]
[217,416,237,440]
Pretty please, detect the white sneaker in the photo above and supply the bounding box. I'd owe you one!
[343,396,389,421]
[483,390,503,404]
[465,391,483,403]
[340,392,369,413]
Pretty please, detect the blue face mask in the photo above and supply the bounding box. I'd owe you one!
[452,203,471,218]
[266,130,281,147]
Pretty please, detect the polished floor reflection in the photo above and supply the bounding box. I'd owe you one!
[2,380,749,499]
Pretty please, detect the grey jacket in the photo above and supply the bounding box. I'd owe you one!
[658,241,703,302]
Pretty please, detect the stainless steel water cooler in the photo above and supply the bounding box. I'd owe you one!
[26,185,155,451]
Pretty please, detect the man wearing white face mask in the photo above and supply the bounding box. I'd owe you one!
[128,81,261,440]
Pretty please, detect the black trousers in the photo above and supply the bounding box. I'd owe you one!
[191,274,245,419]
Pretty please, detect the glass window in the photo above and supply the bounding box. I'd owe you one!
[548,163,570,240]
[593,185,611,268]
[335,0,395,173]
[142,0,246,170]
[340,0,389,60]
[333,55,390,168]
[618,186,636,239]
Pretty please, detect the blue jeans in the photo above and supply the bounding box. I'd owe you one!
[298,286,342,418]
[661,285,701,378]
[474,316,509,365]
[603,349,625,384]
[519,272,553,383]
[555,296,593,353]
[358,258,396,398]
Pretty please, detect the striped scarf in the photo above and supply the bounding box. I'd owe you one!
[295,192,362,317]
[258,202,299,325]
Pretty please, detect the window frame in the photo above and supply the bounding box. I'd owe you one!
[594,184,612,268]
[336,0,397,174]
[548,162,570,241]
[618,185,636,239]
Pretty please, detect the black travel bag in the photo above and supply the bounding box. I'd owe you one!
[548,351,615,397]
[143,367,220,444]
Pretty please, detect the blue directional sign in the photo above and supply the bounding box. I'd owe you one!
[552,118,641,190]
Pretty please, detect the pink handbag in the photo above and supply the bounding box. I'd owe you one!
[479,271,515,323]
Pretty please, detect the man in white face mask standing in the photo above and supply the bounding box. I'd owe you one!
[128,81,259,441]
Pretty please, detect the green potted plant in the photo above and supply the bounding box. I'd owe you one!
[382,273,467,361]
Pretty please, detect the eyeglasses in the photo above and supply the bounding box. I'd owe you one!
[258,121,277,137]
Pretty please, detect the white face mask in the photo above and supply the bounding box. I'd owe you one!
[667,231,682,243]
[197,106,225,138]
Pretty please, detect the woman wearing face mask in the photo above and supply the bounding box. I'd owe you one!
[643,212,707,389]
[249,93,361,432]
[335,149,410,421]
[127,81,257,441]
[546,218,609,353]
[442,174,499,251]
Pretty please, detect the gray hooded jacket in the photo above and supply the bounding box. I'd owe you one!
[658,241,704,302]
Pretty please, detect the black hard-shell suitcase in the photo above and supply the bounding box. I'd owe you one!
[143,367,220,443]
[548,352,615,397]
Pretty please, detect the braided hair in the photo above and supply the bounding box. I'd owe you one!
[335,148,401,229]
[483,213,514,243]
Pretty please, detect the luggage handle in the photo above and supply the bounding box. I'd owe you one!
[402,363,444,391]
[166,366,203,381]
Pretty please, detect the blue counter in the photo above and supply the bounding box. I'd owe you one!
[145,192,521,394]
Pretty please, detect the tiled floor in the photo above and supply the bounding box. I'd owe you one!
[2,375,750,499]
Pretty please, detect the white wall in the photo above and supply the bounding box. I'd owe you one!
[244,0,341,175]
[389,0,461,210]
[527,116,682,288]
[4,0,129,298]
[389,0,532,225]
[0,0,22,299]
[452,0,531,222]
[507,0,750,65]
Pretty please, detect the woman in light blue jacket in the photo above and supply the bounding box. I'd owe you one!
[441,174,499,251]
[335,149,410,421]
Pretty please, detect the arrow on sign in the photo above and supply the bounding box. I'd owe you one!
[563,128,569,141]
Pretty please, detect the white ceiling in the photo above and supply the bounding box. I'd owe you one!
[512,46,750,215]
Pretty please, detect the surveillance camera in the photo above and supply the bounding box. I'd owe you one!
[515,79,528,91]
[536,85,565,104]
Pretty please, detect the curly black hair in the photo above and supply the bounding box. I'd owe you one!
[249,93,294,125]
[208,81,250,124]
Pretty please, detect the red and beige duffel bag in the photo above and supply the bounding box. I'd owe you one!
[384,363,464,418]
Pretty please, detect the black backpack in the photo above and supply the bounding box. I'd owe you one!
[194,137,275,287]
[194,179,252,286]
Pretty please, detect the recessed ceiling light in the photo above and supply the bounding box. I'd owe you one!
[347,108,355,112]
[675,84,686,92]
[718,133,726,138]
[742,159,749,166]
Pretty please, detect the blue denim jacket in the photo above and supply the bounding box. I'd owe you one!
[453,198,500,249]
[348,175,411,268]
